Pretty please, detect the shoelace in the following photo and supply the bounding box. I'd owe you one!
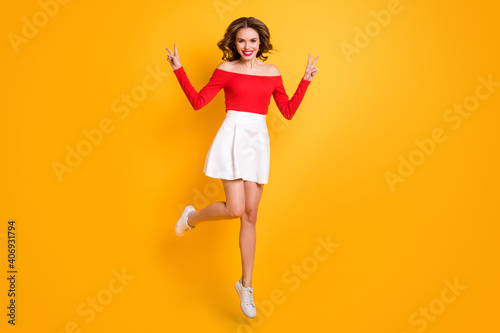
[245,289,255,308]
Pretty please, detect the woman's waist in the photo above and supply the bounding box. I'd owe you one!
[225,110,267,124]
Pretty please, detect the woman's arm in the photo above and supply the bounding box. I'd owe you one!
[166,44,225,110]
[173,66,225,110]
[272,53,319,119]
[273,77,311,120]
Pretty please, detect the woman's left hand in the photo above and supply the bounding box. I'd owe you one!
[303,53,319,81]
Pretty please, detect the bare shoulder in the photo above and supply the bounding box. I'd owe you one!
[216,61,232,70]
[265,63,281,76]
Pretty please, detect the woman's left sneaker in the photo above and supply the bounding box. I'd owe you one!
[235,278,257,318]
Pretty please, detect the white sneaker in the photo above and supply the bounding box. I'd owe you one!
[235,278,257,318]
[175,205,195,237]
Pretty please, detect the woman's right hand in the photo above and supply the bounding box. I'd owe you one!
[166,43,182,70]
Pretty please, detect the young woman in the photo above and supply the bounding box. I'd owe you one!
[166,17,318,318]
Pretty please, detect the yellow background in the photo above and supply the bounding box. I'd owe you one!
[2,0,499,332]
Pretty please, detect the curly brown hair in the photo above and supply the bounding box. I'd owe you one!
[217,17,277,62]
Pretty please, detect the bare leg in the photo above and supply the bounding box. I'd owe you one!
[240,180,264,288]
[187,179,245,227]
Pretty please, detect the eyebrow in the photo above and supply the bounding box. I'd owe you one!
[237,38,258,40]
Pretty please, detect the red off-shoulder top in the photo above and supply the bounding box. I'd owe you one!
[173,66,311,120]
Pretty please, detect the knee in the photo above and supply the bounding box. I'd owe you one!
[243,208,258,224]
[227,204,245,219]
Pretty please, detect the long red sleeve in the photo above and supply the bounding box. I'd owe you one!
[273,77,311,120]
[173,66,225,110]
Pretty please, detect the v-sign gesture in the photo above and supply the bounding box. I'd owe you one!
[303,53,319,81]
[166,43,182,70]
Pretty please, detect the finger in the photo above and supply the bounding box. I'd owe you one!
[308,53,311,65]
[166,48,172,55]
[311,55,319,66]
[174,43,178,55]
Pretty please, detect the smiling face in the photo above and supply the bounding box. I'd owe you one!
[235,27,261,60]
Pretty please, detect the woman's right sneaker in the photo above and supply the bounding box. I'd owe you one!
[235,278,257,318]
[175,205,195,237]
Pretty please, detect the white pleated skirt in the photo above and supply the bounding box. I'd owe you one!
[203,110,270,184]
